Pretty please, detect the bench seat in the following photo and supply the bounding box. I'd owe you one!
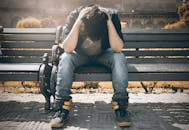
[74,64,189,81]
[0,63,42,81]
[0,63,41,72]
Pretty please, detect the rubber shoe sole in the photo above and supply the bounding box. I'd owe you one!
[49,117,68,128]
[117,121,131,127]
[49,122,64,128]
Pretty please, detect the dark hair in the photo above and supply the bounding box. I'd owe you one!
[82,6,108,40]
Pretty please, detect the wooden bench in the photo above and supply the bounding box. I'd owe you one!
[1,26,188,111]
[43,29,189,111]
[0,26,62,93]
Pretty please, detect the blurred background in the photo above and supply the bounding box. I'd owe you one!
[0,0,184,29]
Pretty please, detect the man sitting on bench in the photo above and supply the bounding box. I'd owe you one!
[49,4,130,127]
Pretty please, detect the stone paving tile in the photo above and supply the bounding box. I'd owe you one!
[0,100,188,130]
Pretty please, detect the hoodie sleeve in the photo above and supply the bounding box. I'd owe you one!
[111,12,124,42]
[62,8,81,41]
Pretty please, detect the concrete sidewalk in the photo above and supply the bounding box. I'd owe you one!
[0,93,189,130]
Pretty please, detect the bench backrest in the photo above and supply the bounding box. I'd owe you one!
[122,29,189,64]
[1,27,189,64]
[0,26,62,63]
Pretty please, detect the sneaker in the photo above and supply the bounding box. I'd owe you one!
[49,110,69,128]
[112,100,131,127]
[49,98,72,128]
[115,109,131,127]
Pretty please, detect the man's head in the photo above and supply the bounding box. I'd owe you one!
[81,5,108,41]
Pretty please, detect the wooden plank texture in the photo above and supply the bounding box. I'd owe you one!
[124,41,189,48]
[74,73,189,81]
[1,41,53,48]
[3,28,56,34]
[75,64,189,73]
[1,34,56,41]
[122,50,189,56]
[0,57,188,64]
[0,63,41,72]
[1,50,51,56]
[0,57,44,63]
[123,34,189,41]
[0,73,39,81]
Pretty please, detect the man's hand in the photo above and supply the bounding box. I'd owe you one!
[99,7,111,20]
[101,8,124,52]
[77,7,92,21]
[62,7,93,52]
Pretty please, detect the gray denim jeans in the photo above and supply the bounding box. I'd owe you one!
[55,49,129,102]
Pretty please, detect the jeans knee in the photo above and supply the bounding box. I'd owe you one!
[58,52,76,73]
[59,53,74,66]
[112,53,127,66]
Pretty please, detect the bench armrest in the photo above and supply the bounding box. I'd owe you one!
[52,45,64,66]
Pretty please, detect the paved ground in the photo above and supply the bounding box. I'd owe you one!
[0,93,189,130]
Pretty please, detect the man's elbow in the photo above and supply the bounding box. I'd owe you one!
[114,48,123,52]
[112,45,123,52]
[62,45,73,53]
[63,48,74,53]
[114,43,124,52]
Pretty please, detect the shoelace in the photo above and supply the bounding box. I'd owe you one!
[54,110,62,118]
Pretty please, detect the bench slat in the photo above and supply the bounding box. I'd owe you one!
[122,29,189,34]
[1,42,53,48]
[75,64,189,73]
[127,58,189,64]
[0,73,39,81]
[0,57,188,64]
[124,34,189,41]
[125,41,189,48]
[1,50,51,56]
[3,28,56,34]
[0,57,45,63]
[129,73,189,81]
[122,50,189,56]
[2,50,188,57]
[128,64,189,72]
[2,34,56,41]
[0,63,41,72]
[74,73,189,81]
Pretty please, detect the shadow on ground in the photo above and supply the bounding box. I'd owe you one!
[0,101,188,130]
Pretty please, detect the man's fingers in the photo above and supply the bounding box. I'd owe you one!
[99,7,111,19]
[81,8,91,15]
[78,8,91,20]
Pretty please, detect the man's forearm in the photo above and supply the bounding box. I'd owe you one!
[60,19,82,52]
[107,19,124,52]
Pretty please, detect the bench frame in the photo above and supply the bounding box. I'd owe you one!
[0,26,62,101]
